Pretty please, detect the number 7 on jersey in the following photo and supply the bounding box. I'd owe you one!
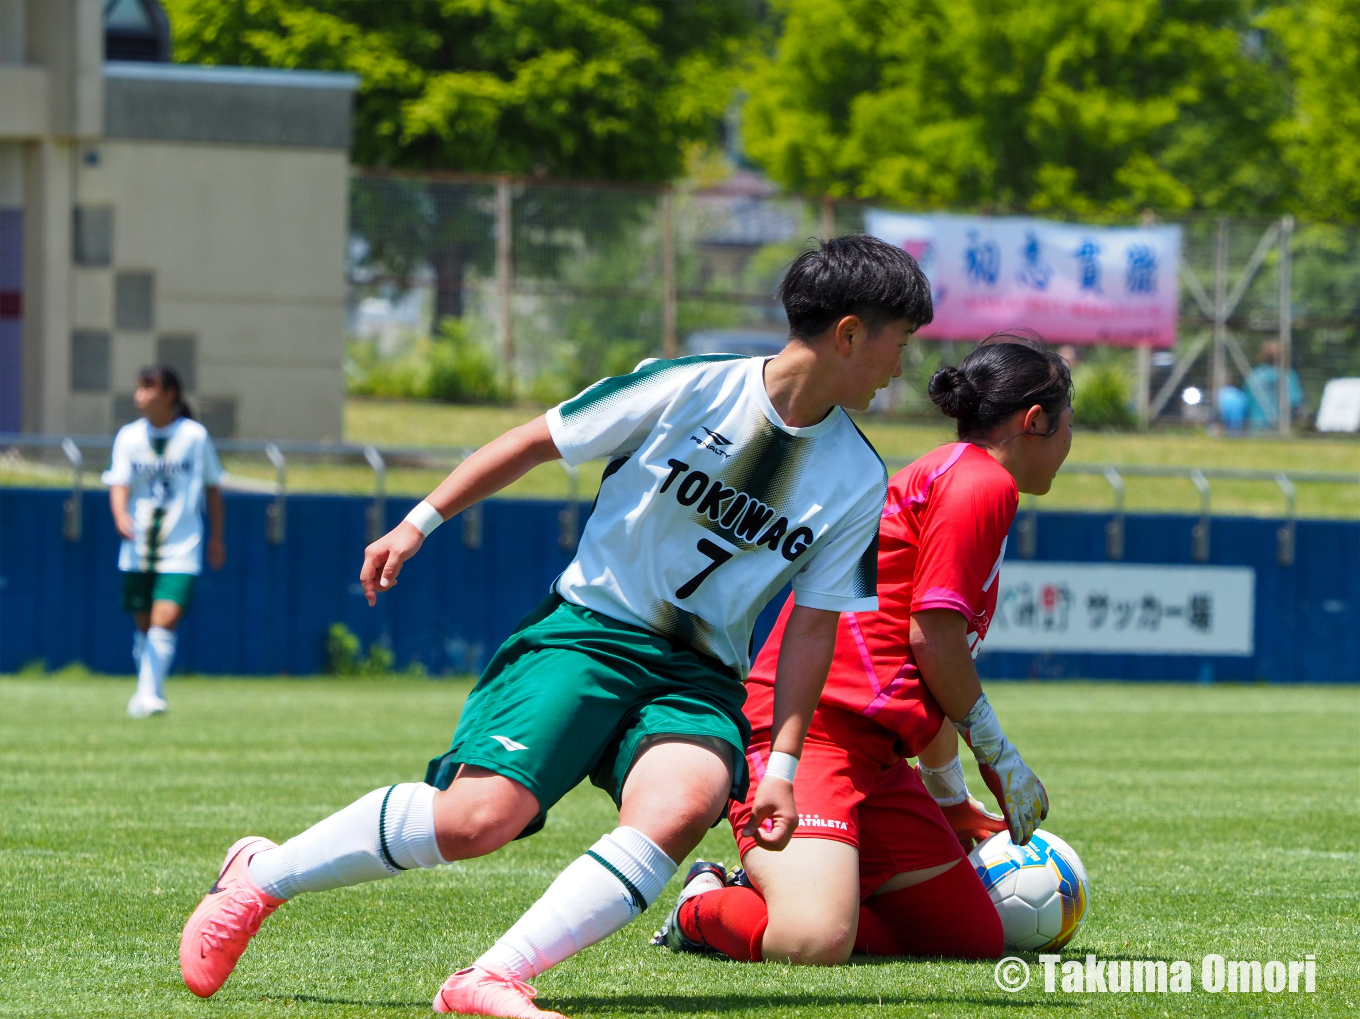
[675,538,733,599]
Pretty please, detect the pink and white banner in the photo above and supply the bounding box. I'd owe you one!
[865,211,1182,348]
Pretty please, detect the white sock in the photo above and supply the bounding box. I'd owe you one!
[248,783,445,900]
[132,630,146,672]
[135,627,176,701]
[918,754,970,806]
[475,826,677,980]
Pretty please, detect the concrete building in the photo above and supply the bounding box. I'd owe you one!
[0,0,356,440]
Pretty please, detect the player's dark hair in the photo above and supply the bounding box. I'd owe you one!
[929,330,1071,439]
[137,364,195,420]
[777,234,934,340]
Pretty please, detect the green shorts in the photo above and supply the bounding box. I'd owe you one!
[121,572,197,613]
[425,594,751,838]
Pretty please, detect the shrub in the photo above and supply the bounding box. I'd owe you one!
[345,319,511,405]
[426,319,511,404]
[323,623,420,676]
[1072,362,1136,430]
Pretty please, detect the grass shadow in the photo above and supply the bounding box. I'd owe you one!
[552,993,1083,1013]
[268,994,430,1009]
[268,990,1085,1013]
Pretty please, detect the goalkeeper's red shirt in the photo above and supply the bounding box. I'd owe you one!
[746,442,1018,757]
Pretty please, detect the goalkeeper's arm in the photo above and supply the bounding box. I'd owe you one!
[909,608,1048,845]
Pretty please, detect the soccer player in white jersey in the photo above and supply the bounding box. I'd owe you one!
[103,366,224,718]
[178,236,934,1018]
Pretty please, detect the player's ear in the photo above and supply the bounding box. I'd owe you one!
[833,315,861,357]
[1022,405,1045,435]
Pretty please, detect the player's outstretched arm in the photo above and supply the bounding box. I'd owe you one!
[745,604,839,851]
[910,608,1048,845]
[360,416,562,605]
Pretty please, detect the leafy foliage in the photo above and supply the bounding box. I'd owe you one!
[1072,360,1136,430]
[162,0,754,180]
[347,319,511,404]
[1260,0,1360,222]
[742,0,1316,218]
[322,622,426,676]
[324,622,389,675]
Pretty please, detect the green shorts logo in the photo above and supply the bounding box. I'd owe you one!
[490,735,528,752]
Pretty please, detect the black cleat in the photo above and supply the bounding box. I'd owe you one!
[651,860,727,953]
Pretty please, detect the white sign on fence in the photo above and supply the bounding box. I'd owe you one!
[865,210,1182,348]
[983,562,1255,656]
[1314,378,1360,433]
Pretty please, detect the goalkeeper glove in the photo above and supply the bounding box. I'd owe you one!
[954,693,1048,846]
[917,755,1008,851]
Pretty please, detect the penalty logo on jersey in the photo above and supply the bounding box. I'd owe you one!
[691,426,734,459]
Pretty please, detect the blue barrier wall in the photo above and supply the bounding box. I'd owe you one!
[974,510,1358,684]
[2,486,1356,681]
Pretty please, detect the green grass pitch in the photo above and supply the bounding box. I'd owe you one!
[1,675,1356,1018]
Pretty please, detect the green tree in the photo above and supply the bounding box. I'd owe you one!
[742,0,1293,217]
[163,0,751,178]
[1261,0,1360,222]
[164,1,755,322]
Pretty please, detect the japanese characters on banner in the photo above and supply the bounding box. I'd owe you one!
[864,211,1182,348]
[982,563,1255,656]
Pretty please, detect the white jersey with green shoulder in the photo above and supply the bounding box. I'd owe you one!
[101,417,223,575]
[546,354,887,676]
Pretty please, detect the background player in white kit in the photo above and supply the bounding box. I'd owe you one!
[178,236,933,1018]
[103,366,225,718]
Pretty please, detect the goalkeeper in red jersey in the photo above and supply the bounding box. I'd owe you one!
[655,335,1074,965]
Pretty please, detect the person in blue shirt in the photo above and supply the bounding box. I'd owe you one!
[1245,341,1303,430]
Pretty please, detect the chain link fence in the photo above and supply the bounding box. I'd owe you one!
[347,170,1360,429]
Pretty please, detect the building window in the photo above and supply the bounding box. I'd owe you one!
[114,271,153,330]
[156,334,196,391]
[71,330,111,391]
[197,396,237,438]
[104,0,171,63]
[73,206,113,266]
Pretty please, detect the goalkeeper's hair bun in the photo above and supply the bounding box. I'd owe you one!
[928,365,980,419]
[929,331,1073,439]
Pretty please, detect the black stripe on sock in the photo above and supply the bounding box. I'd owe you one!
[377,785,408,873]
[586,849,649,912]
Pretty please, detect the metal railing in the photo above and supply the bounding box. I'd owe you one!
[879,457,1360,567]
[0,433,583,550]
[4,433,1355,562]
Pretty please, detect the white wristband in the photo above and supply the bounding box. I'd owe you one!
[765,751,798,784]
[403,500,444,537]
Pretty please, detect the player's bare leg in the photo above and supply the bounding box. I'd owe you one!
[436,740,733,1017]
[742,838,861,965]
[616,739,733,860]
[432,767,542,861]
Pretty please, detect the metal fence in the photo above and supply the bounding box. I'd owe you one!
[5,432,1357,558]
[347,170,1360,428]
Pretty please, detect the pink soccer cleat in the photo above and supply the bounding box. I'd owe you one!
[179,836,286,997]
[432,966,566,1018]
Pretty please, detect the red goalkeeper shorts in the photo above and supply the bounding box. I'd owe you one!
[728,703,965,902]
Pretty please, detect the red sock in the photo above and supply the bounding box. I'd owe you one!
[857,860,1003,959]
[677,886,769,962]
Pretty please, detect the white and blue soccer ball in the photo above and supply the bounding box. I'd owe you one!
[968,828,1090,952]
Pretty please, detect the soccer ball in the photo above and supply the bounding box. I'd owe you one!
[968,828,1089,952]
